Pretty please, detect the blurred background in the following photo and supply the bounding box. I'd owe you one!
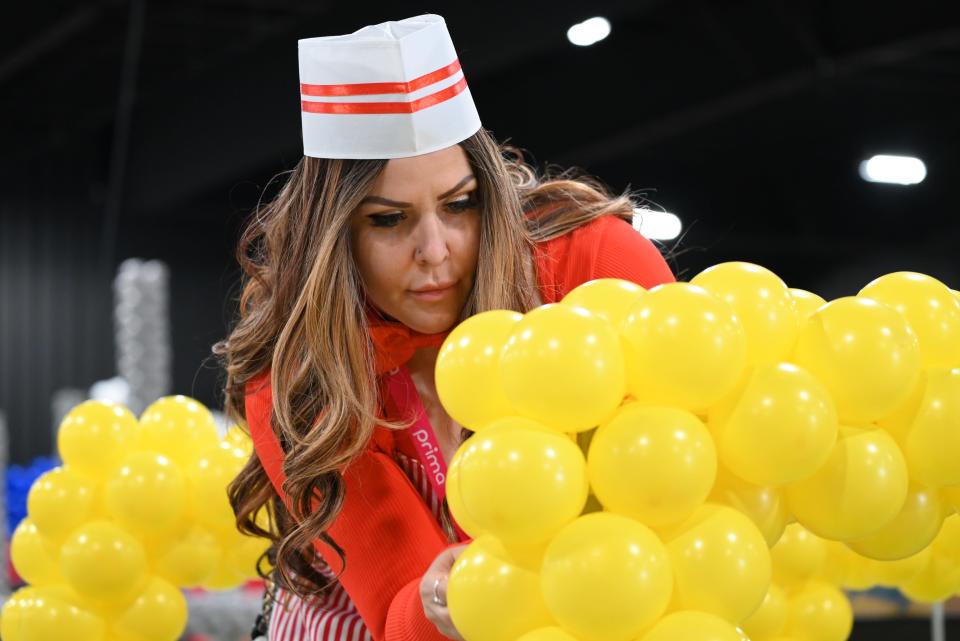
[1,1,959,636]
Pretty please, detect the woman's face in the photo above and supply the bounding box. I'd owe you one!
[350,145,481,335]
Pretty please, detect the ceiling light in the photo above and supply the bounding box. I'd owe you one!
[567,17,611,47]
[633,208,682,241]
[859,154,926,186]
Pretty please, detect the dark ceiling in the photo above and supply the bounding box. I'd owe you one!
[4,0,960,291]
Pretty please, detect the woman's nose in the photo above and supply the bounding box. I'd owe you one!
[414,214,450,265]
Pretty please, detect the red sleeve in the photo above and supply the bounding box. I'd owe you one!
[326,450,453,641]
[535,214,676,303]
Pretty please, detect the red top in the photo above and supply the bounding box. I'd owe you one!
[244,214,675,641]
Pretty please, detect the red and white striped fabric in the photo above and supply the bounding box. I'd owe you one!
[268,578,370,641]
[268,451,444,641]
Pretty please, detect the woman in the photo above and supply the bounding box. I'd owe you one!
[216,14,676,641]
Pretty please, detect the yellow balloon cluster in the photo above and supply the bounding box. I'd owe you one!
[437,266,960,641]
[4,396,267,641]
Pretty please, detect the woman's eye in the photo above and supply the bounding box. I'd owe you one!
[446,195,479,213]
[369,212,405,228]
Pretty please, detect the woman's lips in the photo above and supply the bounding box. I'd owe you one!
[409,283,455,301]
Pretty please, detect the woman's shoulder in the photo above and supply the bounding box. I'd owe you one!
[535,213,641,258]
[533,214,675,303]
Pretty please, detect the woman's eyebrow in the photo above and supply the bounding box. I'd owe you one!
[437,174,476,199]
[360,174,476,208]
[361,195,412,207]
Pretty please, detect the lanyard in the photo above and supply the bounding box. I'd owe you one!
[383,366,471,542]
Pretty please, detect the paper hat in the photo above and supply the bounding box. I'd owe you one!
[298,15,482,159]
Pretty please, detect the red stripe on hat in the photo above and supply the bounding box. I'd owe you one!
[300,59,461,97]
[301,76,467,115]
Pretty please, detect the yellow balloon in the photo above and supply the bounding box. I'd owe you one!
[27,466,96,541]
[500,304,626,432]
[588,404,716,527]
[0,587,36,641]
[137,396,220,468]
[640,611,745,641]
[223,425,253,456]
[811,541,854,590]
[903,367,960,486]
[691,262,800,366]
[57,400,138,481]
[452,418,587,545]
[793,297,921,423]
[187,444,247,537]
[135,517,191,561]
[561,278,646,327]
[113,577,187,641]
[816,541,880,591]
[876,370,926,445]
[253,503,274,534]
[105,452,187,535]
[505,538,554,573]
[516,628,582,641]
[943,485,960,514]
[436,310,523,430]
[152,524,221,587]
[200,556,248,591]
[847,483,945,560]
[1,586,106,641]
[786,425,908,541]
[741,584,788,641]
[447,537,554,641]
[770,524,827,589]
[710,363,838,487]
[445,450,486,539]
[812,541,847,587]
[899,514,960,602]
[900,556,960,603]
[770,523,828,589]
[783,581,853,641]
[541,513,673,641]
[859,272,960,368]
[660,504,772,623]
[872,548,930,588]
[60,520,147,603]
[708,466,789,548]
[621,283,747,413]
[789,288,827,321]
[38,583,103,611]
[221,529,271,580]
[11,519,63,586]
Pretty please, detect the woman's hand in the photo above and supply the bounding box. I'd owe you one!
[419,544,468,641]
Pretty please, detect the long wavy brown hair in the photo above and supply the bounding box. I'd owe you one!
[214,127,650,598]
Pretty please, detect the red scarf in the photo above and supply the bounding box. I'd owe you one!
[365,307,450,375]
